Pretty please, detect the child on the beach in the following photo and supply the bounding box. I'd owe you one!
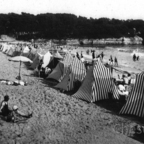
[0,95,11,117]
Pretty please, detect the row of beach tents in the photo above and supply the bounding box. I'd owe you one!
[0,43,144,118]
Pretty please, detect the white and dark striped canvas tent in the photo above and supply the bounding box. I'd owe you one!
[73,61,112,102]
[120,72,144,117]
[59,53,74,81]
[112,82,120,100]
[55,56,86,91]
[47,53,73,82]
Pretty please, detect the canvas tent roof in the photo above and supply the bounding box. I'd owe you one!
[30,53,41,69]
[46,57,61,70]
[42,51,52,68]
[120,72,144,117]
[59,53,74,81]
[73,61,112,102]
[47,53,74,82]
[55,56,86,91]
[53,51,63,59]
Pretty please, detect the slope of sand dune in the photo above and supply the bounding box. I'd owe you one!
[0,52,143,144]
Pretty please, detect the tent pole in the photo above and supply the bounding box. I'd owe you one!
[18,61,22,80]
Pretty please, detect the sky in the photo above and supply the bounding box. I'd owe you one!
[0,0,144,20]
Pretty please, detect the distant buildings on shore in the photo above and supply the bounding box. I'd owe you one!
[66,36,143,45]
[0,34,143,45]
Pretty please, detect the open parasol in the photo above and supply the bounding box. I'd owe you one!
[9,56,33,80]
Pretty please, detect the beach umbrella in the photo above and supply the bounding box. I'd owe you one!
[9,56,33,80]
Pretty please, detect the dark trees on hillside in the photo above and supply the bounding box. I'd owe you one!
[0,12,144,41]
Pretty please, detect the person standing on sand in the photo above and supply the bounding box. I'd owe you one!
[91,50,96,63]
[133,54,136,61]
[137,55,139,61]
[114,57,118,67]
[76,52,80,60]
[37,59,43,77]
[109,55,113,66]
[81,51,83,58]
[101,52,104,60]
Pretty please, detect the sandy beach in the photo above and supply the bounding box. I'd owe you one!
[0,48,144,144]
[72,46,144,73]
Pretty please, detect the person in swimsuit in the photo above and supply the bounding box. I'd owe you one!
[0,95,11,117]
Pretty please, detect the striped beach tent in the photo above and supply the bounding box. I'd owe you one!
[112,82,120,100]
[47,53,73,82]
[120,72,144,117]
[73,61,112,102]
[59,53,74,81]
[55,56,86,91]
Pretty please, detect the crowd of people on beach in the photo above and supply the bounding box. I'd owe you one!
[108,55,118,67]
[113,72,135,101]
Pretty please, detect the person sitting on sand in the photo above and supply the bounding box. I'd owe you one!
[0,80,27,86]
[115,74,125,85]
[123,73,131,85]
[114,57,118,67]
[11,105,32,122]
[110,55,113,66]
[13,80,27,86]
[45,67,51,76]
[118,84,129,97]
[80,53,85,62]
[0,95,11,117]
[121,74,126,84]
[81,57,85,63]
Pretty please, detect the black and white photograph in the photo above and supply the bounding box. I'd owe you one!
[0,0,144,143]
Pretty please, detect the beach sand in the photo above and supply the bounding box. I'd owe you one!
[0,50,143,144]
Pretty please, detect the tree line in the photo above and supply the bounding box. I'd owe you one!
[0,12,144,42]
